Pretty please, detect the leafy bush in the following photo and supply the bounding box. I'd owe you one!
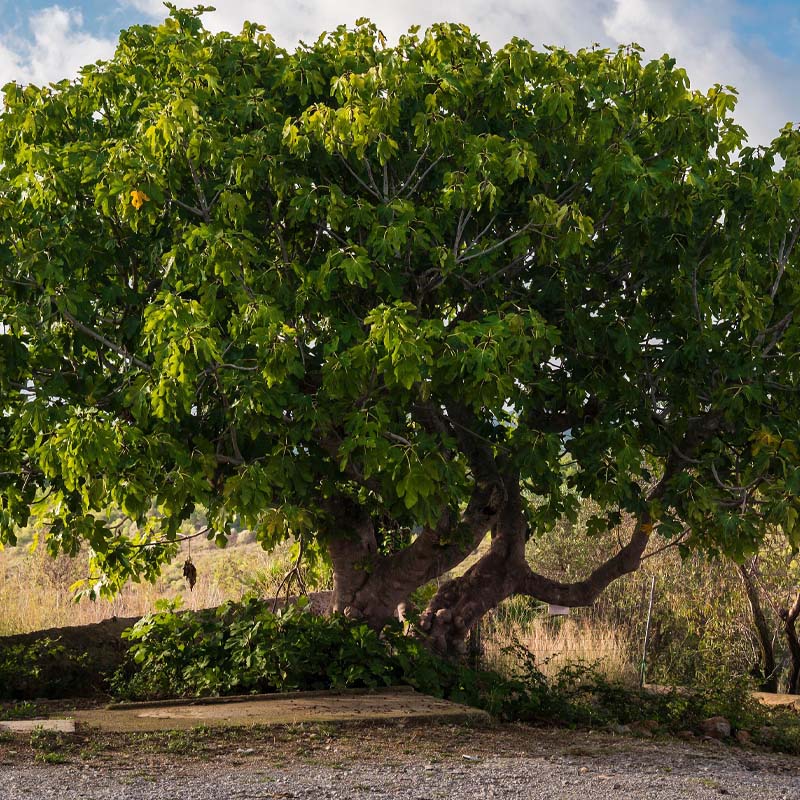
[0,637,91,699]
[110,597,550,719]
[491,639,800,753]
[113,597,390,698]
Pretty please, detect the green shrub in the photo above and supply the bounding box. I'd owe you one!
[110,597,553,719]
[113,597,392,698]
[0,637,91,699]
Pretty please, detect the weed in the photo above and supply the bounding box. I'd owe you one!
[79,742,106,760]
[34,750,68,764]
[29,727,72,764]
[0,701,39,720]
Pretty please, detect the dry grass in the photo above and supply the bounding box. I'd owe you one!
[482,598,639,685]
[0,537,300,636]
[3,532,639,689]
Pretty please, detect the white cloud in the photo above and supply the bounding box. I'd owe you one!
[0,41,26,88]
[4,2,797,146]
[600,0,795,147]
[131,0,798,146]
[0,6,116,89]
[135,0,613,51]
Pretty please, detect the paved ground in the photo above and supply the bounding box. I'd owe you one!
[70,688,488,732]
[0,719,75,733]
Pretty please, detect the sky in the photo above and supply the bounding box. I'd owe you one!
[0,0,798,146]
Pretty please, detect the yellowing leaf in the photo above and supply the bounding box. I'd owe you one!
[130,189,149,210]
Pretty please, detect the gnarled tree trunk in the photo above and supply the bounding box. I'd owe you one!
[325,412,693,657]
[419,474,529,654]
[325,477,507,630]
[418,461,674,656]
[419,477,660,655]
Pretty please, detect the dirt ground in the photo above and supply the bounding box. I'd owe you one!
[1,718,800,799]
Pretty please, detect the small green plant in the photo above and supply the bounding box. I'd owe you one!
[0,700,39,720]
[35,751,68,764]
[29,727,70,764]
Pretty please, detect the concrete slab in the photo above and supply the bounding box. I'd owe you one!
[73,688,489,732]
[753,691,800,709]
[0,719,75,733]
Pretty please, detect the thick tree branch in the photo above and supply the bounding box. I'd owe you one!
[338,155,383,200]
[185,150,212,222]
[517,445,693,608]
[379,474,507,589]
[771,218,800,299]
[392,143,431,200]
[517,516,653,606]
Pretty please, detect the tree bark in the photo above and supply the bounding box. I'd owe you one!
[326,501,381,618]
[326,478,507,628]
[517,518,651,605]
[419,460,677,656]
[738,560,778,693]
[780,591,800,694]
[419,473,528,654]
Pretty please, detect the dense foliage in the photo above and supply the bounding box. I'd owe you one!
[1,7,799,646]
[110,596,549,719]
[113,597,425,698]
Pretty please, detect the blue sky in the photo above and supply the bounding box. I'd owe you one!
[0,1,139,38]
[0,1,798,146]
[732,0,800,61]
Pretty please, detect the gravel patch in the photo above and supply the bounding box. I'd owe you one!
[1,723,798,799]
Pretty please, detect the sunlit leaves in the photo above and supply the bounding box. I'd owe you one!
[0,5,798,592]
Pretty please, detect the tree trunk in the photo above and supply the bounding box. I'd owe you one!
[419,475,528,654]
[738,561,778,693]
[327,441,684,657]
[418,465,673,656]
[326,501,384,619]
[780,591,800,694]
[326,478,507,629]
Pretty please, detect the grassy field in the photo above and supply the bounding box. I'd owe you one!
[482,598,638,683]
[0,531,301,635]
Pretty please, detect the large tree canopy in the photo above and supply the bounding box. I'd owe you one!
[1,8,799,652]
